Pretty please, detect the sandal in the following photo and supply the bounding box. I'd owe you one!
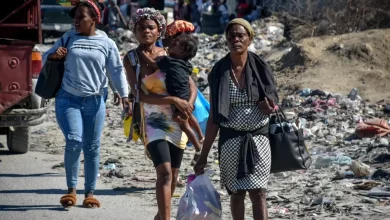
[83,197,101,208]
[191,151,201,166]
[60,194,77,208]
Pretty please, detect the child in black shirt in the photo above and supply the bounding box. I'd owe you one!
[140,33,204,164]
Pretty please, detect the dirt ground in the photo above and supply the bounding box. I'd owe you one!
[271,28,390,103]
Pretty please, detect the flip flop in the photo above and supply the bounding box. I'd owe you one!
[83,197,101,208]
[60,194,77,208]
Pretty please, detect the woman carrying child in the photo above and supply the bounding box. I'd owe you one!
[124,8,199,220]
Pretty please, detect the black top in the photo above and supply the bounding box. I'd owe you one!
[208,51,279,124]
[158,56,193,101]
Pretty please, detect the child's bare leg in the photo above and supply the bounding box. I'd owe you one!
[179,121,201,153]
[188,114,205,143]
[175,111,202,165]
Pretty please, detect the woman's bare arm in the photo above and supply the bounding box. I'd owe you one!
[199,104,219,159]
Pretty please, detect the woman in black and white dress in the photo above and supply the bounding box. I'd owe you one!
[194,18,279,220]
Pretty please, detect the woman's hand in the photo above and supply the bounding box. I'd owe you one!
[172,111,188,124]
[173,97,194,117]
[193,156,208,175]
[122,97,132,119]
[54,47,67,59]
[258,97,275,114]
[48,47,68,61]
[113,92,122,106]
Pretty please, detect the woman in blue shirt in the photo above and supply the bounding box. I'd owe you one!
[44,0,130,208]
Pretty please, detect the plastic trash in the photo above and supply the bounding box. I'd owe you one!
[196,89,210,113]
[176,173,222,220]
[314,155,353,169]
[348,88,359,101]
[300,88,311,97]
[187,174,197,186]
[350,160,370,177]
[188,89,210,145]
[104,164,116,170]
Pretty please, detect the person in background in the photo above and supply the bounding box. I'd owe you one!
[236,0,251,18]
[194,18,278,220]
[174,0,191,21]
[244,1,260,22]
[190,0,202,32]
[104,0,128,30]
[44,1,130,208]
[218,0,230,29]
[148,0,165,10]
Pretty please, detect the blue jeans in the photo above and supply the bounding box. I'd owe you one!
[55,88,106,193]
[103,87,108,103]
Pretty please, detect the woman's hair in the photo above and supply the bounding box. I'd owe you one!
[175,33,198,61]
[69,1,105,22]
[129,8,167,38]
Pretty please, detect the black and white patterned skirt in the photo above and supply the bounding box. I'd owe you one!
[219,131,271,194]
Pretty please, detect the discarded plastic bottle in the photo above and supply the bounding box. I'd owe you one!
[103,164,116,170]
[348,88,359,101]
[300,88,311,97]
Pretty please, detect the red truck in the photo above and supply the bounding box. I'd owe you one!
[0,0,49,153]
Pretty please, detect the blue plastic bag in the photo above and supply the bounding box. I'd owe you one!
[193,89,209,123]
[188,89,210,146]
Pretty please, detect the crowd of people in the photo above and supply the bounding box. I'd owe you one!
[43,0,278,219]
[174,0,266,31]
[98,0,267,33]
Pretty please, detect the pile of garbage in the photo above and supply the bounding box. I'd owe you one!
[107,17,286,93]
[252,87,390,219]
[108,28,139,56]
[190,17,286,93]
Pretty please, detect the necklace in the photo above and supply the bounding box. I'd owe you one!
[230,65,245,89]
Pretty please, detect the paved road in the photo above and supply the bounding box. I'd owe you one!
[0,138,156,220]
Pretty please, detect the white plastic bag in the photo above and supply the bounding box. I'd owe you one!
[176,173,222,220]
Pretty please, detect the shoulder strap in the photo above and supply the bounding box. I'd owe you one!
[127,49,140,73]
[126,49,141,143]
[60,35,71,48]
[64,36,71,48]
[127,49,141,103]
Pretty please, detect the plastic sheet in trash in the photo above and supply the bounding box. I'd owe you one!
[176,172,222,220]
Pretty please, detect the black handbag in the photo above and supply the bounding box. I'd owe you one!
[35,37,71,99]
[269,109,312,173]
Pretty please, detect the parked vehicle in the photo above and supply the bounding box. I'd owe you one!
[41,4,73,41]
[0,0,50,154]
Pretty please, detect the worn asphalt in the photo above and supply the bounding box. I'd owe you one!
[0,137,157,220]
